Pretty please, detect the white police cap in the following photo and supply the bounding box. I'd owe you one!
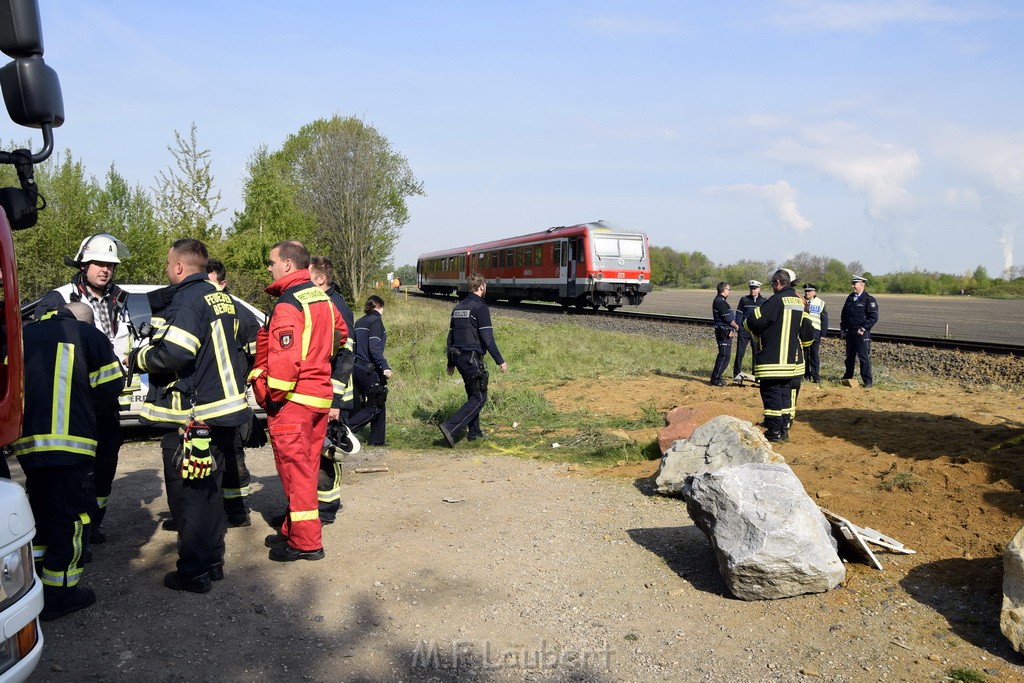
[748,280,761,288]
[851,274,868,283]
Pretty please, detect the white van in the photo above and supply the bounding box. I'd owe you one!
[0,479,43,681]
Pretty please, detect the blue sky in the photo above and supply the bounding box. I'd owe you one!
[18,1,1024,275]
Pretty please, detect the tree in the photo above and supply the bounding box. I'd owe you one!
[153,122,223,242]
[285,116,424,298]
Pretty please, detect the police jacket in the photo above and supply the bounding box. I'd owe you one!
[807,297,829,335]
[711,293,735,330]
[446,293,505,365]
[743,286,814,379]
[36,274,131,360]
[327,288,356,408]
[735,293,766,332]
[354,310,389,372]
[840,291,878,335]
[136,272,252,427]
[249,269,345,413]
[13,309,125,467]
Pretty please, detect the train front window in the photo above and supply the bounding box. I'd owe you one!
[593,236,645,261]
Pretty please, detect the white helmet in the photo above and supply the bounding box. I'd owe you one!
[65,233,130,267]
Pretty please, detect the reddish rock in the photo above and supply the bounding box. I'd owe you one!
[658,403,759,453]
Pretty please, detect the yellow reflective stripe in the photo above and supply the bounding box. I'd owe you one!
[245,340,257,355]
[267,376,297,391]
[284,392,333,409]
[162,325,201,356]
[290,510,319,522]
[222,485,251,500]
[53,342,74,435]
[141,392,249,424]
[247,367,264,382]
[90,360,123,387]
[32,545,46,561]
[293,287,330,361]
[211,318,237,400]
[42,515,86,587]
[96,496,108,510]
[12,434,98,456]
[331,379,345,393]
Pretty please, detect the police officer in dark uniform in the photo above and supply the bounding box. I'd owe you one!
[710,282,738,386]
[13,302,124,620]
[439,272,508,446]
[347,295,392,446]
[733,279,766,378]
[135,239,252,593]
[840,275,878,387]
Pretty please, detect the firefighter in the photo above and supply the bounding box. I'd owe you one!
[307,255,357,523]
[36,232,132,545]
[710,282,738,386]
[204,258,260,528]
[347,296,392,446]
[13,302,124,620]
[439,272,508,446]
[249,241,345,562]
[134,239,252,593]
[840,275,878,387]
[743,269,814,443]
[803,283,829,383]
[733,280,766,378]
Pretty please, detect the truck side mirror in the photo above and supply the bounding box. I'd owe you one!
[0,54,61,127]
[0,0,43,57]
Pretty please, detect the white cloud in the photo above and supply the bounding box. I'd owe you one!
[702,180,813,233]
[943,186,981,206]
[765,123,920,221]
[579,15,678,36]
[938,129,1024,195]
[767,0,1007,32]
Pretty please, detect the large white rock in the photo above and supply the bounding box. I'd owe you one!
[1001,524,1024,652]
[683,463,845,601]
[656,415,783,497]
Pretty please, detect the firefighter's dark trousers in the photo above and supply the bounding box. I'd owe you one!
[161,427,233,579]
[92,409,122,529]
[22,460,94,588]
[221,429,251,518]
[758,377,802,434]
[318,457,342,521]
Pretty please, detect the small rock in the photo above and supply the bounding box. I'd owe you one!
[799,668,821,677]
[928,654,941,661]
[815,490,832,500]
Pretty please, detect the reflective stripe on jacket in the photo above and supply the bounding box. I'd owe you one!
[743,287,815,379]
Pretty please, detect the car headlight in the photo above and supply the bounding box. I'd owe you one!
[0,543,34,611]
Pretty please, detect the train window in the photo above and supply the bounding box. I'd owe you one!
[553,241,561,267]
[491,251,498,268]
[593,235,645,260]
[506,249,513,266]
[534,245,543,266]
[515,247,523,267]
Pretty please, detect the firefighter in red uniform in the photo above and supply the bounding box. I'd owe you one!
[249,241,345,561]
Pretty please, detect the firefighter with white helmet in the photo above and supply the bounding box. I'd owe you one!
[35,232,131,545]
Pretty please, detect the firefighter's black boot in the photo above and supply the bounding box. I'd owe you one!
[41,584,96,622]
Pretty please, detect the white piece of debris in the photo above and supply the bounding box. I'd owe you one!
[551,443,560,448]
[354,466,390,474]
[820,508,916,570]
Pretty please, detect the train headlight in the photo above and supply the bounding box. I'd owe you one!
[637,274,645,282]
[595,273,603,280]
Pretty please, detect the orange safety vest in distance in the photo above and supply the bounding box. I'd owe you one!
[251,269,345,412]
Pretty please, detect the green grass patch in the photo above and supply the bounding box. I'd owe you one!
[361,298,699,463]
[946,667,988,683]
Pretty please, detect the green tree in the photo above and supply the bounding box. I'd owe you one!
[394,263,416,286]
[153,122,223,242]
[285,116,424,299]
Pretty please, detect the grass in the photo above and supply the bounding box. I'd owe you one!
[877,470,928,492]
[946,667,988,683]
[359,297,706,464]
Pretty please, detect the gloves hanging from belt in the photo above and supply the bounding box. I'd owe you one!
[179,420,215,480]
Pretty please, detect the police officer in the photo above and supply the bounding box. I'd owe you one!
[135,239,252,592]
[743,269,814,442]
[36,233,131,545]
[13,302,124,620]
[439,272,508,446]
[840,275,878,387]
[347,295,392,446]
[803,283,829,383]
[710,282,738,386]
[733,280,766,378]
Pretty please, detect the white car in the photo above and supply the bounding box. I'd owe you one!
[22,284,267,425]
[0,480,43,682]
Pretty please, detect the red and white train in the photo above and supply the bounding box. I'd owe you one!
[417,221,652,310]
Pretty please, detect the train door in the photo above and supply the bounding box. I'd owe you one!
[566,237,582,301]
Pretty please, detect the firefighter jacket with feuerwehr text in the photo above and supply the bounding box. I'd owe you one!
[249,269,345,414]
[743,286,815,379]
[840,291,878,336]
[446,293,505,364]
[136,272,252,428]
[13,309,125,466]
[328,288,355,409]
